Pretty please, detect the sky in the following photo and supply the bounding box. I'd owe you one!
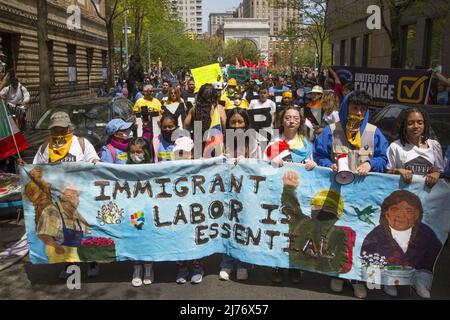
[202,0,242,33]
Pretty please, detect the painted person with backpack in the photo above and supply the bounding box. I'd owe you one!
[100,119,134,164]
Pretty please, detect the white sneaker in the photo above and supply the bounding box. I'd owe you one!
[219,268,232,281]
[143,263,154,285]
[191,267,204,284]
[383,285,398,297]
[176,266,189,284]
[131,265,143,287]
[352,283,368,299]
[413,283,431,299]
[236,268,248,281]
[330,278,344,293]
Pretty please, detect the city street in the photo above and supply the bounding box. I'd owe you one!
[1,0,450,304]
[1,218,449,300]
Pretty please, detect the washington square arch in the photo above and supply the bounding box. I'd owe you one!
[223,18,270,61]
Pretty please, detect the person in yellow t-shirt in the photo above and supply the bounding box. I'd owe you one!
[133,84,162,114]
[225,92,249,110]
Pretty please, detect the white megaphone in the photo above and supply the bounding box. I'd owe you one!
[335,154,355,185]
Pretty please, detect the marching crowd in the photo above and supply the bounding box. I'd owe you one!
[23,65,450,300]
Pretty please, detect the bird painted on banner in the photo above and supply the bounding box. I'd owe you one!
[350,205,377,226]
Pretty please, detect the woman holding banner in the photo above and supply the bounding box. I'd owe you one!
[263,105,317,284]
[386,108,444,189]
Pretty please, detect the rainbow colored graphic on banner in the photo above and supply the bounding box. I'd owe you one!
[131,211,145,229]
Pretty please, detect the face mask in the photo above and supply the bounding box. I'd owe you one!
[162,129,175,142]
[130,153,145,163]
[117,131,133,141]
[51,133,72,148]
[347,115,364,132]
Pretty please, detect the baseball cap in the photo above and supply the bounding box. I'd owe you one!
[106,118,133,136]
[48,111,72,129]
[173,136,194,153]
[282,91,293,98]
[255,79,263,85]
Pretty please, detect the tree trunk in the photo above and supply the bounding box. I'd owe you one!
[107,23,115,88]
[37,0,50,113]
[104,0,115,88]
[133,6,143,56]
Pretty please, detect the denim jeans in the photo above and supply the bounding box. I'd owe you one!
[220,254,249,270]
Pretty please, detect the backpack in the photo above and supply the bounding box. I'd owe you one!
[39,136,85,160]
[106,144,117,163]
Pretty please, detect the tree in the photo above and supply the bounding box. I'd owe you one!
[223,39,259,65]
[90,0,124,88]
[269,0,329,71]
[376,0,449,68]
[37,0,50,112]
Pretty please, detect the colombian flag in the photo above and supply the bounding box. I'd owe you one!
[203,107,223,158]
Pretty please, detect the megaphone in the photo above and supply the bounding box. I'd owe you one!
[335,154,355,185]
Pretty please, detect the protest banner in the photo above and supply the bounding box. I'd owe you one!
[22,159,450,285]
[226,66,251,85]
[191,63,223,93]
[332,66,432,107]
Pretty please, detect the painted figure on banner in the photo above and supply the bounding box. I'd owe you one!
[23,167,53,225]
[361,190,442,290]
[35,186,90,263]
[282,171,356,273]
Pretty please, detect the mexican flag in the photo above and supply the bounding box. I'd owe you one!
[0,100,29,160]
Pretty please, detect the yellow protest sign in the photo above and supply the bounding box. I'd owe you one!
[191,63,223,93]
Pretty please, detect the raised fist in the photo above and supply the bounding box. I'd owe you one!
[283,170,300,188]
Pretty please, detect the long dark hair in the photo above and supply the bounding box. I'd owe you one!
[127,137,151,164]
[276,106,306,137]
[194,83,220,134]
[397,108,430,146]
[225,108,250,130]
[225,108,252,158]
[380,190,423,245]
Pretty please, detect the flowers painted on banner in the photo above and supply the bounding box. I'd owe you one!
[81,237,115,247]
[96,201,124,226]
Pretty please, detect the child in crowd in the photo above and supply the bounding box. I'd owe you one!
[100,119,134,164]
[126,137,154,287]
[169,136,205,285]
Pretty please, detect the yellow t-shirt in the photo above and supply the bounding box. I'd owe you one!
[133,97,162,113]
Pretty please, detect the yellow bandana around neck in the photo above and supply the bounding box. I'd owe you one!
[346,115,364,149]
[49,133,73,163]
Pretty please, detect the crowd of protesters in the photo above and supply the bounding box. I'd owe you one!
[23,60,450,300]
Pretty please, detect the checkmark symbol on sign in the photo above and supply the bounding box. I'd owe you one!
[402,76,428,98]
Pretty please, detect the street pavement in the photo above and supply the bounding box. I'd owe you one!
[1,218,450,300]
